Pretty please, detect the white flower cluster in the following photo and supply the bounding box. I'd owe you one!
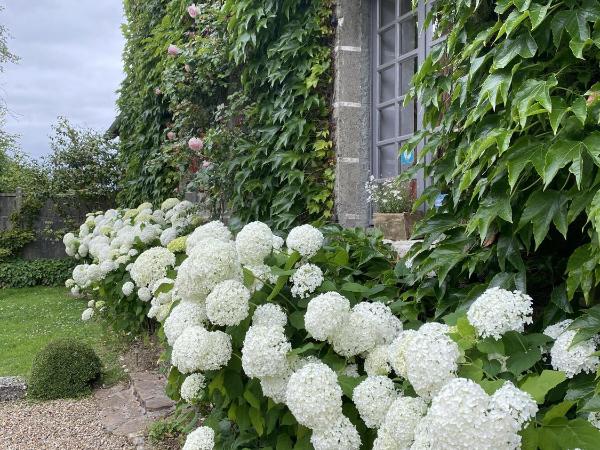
[286,224,324,258]
[242,321,291,378]
[290,264,323,298]
[305,293,402,358]
[467,287,533,339]
[352,376,398,428]
[544,319,600,378]
[235,221,274,265]
[163,301,207,346]
[180,373,206,403]
[182,426,214,450]
[129,247,176,289]
[205,280,250,326]
[171,325,232,373]
[186,220,232,254]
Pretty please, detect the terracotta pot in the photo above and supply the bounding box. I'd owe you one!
[373,212,422,241]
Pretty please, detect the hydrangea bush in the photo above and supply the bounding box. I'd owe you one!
[64,210,600,449]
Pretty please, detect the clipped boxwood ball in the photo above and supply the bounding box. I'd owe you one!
[28,339,102,400]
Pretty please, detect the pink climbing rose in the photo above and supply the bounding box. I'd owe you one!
[167,44,180,56]
[187,4,200,18]
[202,160,212,169]
[167,131,176,141]
[188,137,204,151]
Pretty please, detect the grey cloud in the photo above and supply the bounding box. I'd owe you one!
[1,1,125,158]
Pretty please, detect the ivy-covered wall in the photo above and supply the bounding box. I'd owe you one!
[117,0,335,229]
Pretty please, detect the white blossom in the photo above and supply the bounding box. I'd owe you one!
[252,304,287,328]
[352,376,398,429]
[376,396,427,448]
[330,308,378,358]
[290,264,323,298]
[286,362,343,431]
[182,426,214,450]
[489,381,538,427]
[174,238,242,303]
[467,287,533,339]
[163,302,207,346]
[352,301,402,346]
[543,319,573,340]
[260,367,293,404]
[129,247,176,288]
[242,325,291,378]
[286,224,324,258]
[310,416,361,450]
[365,345,392,376]
[180,373,206,403]
[304,292,350,341]
[138,287,152,302]
[205,280,250,326]
[81,308,94,321]
[172,326,232,373]
[235,221,274,265]
[549,329,599,378]
[272,235,284,250]
[186,221,232,254]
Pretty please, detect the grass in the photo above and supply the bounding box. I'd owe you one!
[0,286,126,384]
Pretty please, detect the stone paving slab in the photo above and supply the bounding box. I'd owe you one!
[0,376,27,401]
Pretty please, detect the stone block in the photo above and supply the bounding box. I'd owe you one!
[0,377,27,401]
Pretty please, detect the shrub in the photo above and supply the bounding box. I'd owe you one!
[28,339,102,400]
[0,258,76,288]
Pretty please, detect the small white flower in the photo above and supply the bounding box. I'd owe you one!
[163,301,207,346]
[290,264,323,298]
[182,426,214,450]
[252,304,287,328]
[205,280,251,326]
[81,308,94,321]
[235,221,274,265]
[242,325,291,378]
[304,292,350,341]
[180,373,206,403]
[310,415,361,450]
[122,281,135,296]
[286,224,324,258]
[352,376,398,429]
[549,329,599,378]
[377,396,427,447]
[186,221,232,254]
[138,287,152,302]
[172,326,232,373]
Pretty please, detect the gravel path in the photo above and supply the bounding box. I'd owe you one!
[0,398,133,450]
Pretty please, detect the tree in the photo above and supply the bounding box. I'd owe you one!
[44,117,120,203]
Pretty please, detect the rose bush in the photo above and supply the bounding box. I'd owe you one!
[65,206,600,449]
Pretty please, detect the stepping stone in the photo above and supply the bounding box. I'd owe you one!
[0,377,27,401]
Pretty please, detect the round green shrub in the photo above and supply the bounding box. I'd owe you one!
[28,339,102,400]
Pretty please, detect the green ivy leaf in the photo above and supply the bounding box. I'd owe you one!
[519,369,566,403]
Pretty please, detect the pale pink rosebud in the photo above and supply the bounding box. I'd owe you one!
[187,4,200,18]
[154,88,162,95]
[167,131,176,141]
[188,137,204,151]
[167,44,180,56]
[202,160,212,168]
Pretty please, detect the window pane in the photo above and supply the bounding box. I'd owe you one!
[379,105,396,141]
[380,27,396,64]
[399,57,417,96]
[380,0,396,27]
[400,17,417,54]
[399,0,412,15]
[399,99,416,136]
[379,144,399,178]
[379,66,396,103]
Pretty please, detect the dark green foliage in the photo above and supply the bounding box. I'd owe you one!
[0,229,35,261]
[28,339,102,400]
[0,258,76,288]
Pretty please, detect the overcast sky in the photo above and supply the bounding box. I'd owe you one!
[1,1,124,159]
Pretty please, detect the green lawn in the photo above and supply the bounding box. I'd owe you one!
[0,287,125,384]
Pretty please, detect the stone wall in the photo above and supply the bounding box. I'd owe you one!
[333,0,372,228]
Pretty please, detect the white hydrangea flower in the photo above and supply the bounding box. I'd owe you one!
[81,308,94,321]
[365,345,392,376]
[172,326,232,373]
[182,426,214,450]
[180,373,206,403]
[245,263,278,291]
[543,319,573,339]
[286,224,324,258]
[377,396,427,448]
[252,304,287,328]
[161,197,180,211]
[160,227,179,246]
[352,376,398,429]
[87,300,95,308]
[71,285,81,297]
[151,277,174,294]
[272,235,284,250]
[342,364,360,378]
[467,287,533,339]
[310,415,361,450]
[290,264,324,298]
[286,362,343,431]
[205,280,251,326]
[129,247,176,288]
[138,287,152,302]
[588,412,600,429]
[549,329,599,378]
[163,302,207,346]
[65,278,75,288]
[402,324,459,399]
[242,325,291,378]
[122,281,135,296]
[331,308,378,358]
[304,292,350,341]
[260,367,293,404]
[235,221,274,265]
[352,301,402,346]
[489,381,538,427]
[174,238,242,303]
[186,221,232,254]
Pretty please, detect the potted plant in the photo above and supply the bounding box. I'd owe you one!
[366,176,421,240]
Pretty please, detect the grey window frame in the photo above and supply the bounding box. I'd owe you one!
[371,0,440,196]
